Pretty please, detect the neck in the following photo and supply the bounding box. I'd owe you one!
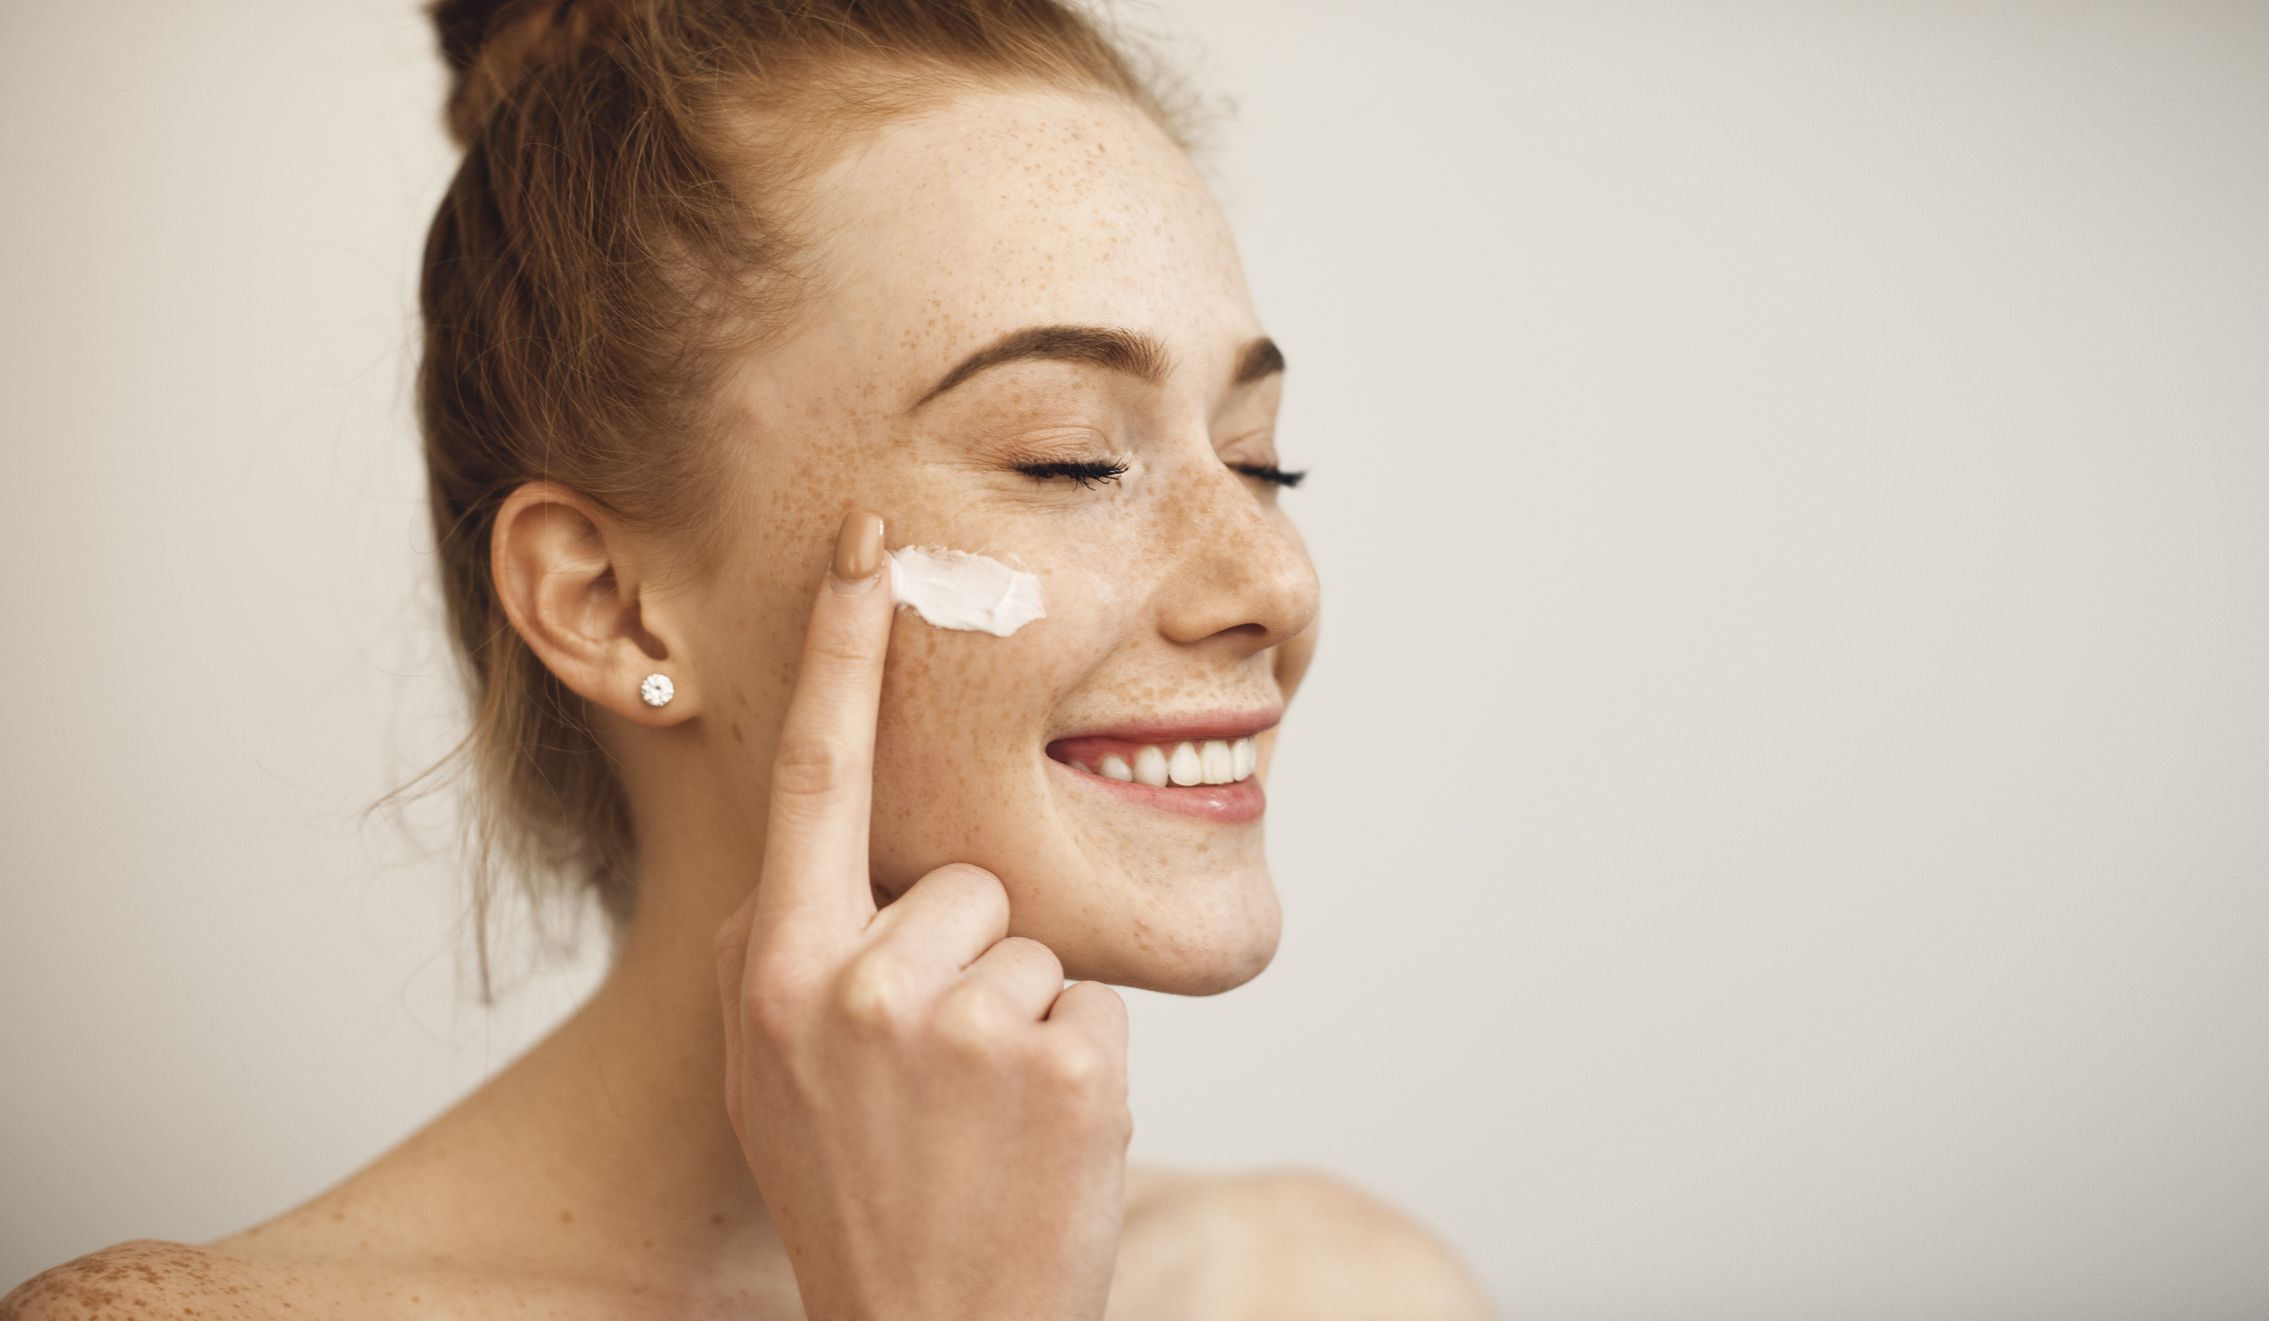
[578,897,771,1206]
[383,838,788,1266]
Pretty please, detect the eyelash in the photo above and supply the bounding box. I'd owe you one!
[1012,459,1308,490]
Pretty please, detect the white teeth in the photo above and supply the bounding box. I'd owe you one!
[1071,735,1262,788]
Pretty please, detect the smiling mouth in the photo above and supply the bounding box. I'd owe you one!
[1044,734,1260,787]
[1041,742,1267,824]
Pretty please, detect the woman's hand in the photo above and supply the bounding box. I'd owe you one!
[712,508,1133,1321]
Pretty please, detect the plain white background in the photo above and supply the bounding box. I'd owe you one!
[4,2,2266,1316]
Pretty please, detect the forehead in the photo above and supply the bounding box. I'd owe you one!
[776,86,1256,398]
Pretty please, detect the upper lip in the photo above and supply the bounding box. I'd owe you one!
[1046,705,1284,748]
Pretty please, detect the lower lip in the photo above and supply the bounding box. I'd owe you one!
[1043,753,1267,822]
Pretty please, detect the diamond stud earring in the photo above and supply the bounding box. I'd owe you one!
[639,673,675,708]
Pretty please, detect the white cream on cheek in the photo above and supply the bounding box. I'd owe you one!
[885,544,1046,637]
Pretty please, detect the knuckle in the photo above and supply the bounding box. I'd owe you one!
[807,623,879,668]
[1033,1037,1118,1101]
[927,863,1010,920]
[1092,985,1131,1032]
[1061,980,1127,1030]
[931,986,1016,1058]
[737,965,803,1041]
[771,736,860,801]
[833,955,918,1038]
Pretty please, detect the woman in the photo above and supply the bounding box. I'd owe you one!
[3,0,1490,1316]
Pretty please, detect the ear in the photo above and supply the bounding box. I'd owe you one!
[489,480,696,726]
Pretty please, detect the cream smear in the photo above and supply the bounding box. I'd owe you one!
[884,544,1046,637]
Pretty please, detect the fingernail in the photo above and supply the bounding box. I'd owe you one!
[830,509,884,594]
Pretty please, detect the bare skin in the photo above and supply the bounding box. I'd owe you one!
[1,87,1496,1319]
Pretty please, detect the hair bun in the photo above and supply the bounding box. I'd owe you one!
[429,0,564,148]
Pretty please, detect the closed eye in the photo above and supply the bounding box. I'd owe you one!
[1011,458,1309,490]
[1013,458,1129,489]
[1230,462,1306,489]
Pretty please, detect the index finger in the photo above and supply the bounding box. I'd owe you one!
[750,507,893,952]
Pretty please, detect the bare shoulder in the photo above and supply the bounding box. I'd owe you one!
[0,1230,420,1321]
[1181,1167,1498,1321]
[0,1238,280,1320]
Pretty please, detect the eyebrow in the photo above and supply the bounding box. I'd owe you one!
[907,325,1285,412]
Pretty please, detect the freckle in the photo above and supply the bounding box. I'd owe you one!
[560,1209,574,1223]
[711,1212,727,1226]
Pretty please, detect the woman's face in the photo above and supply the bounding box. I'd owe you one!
[681,85,1320,995]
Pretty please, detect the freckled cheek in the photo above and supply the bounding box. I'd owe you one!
[874,619,981,754]
[869,563,1131,753]
[865,615,1066,877]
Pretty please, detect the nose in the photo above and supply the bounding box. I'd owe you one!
[1151,453,1321,655]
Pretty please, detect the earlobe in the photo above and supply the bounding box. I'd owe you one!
[489,480,696,726]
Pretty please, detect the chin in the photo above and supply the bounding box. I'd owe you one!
[1061,878,1283,996]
